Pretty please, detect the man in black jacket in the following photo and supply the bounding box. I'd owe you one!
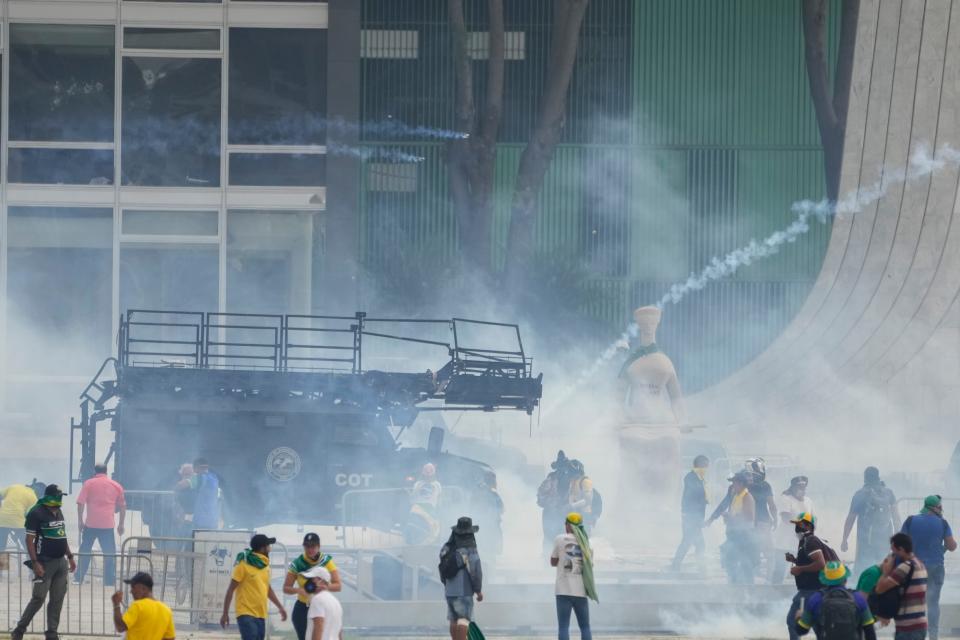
[671,455,709,571]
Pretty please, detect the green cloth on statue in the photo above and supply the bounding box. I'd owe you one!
[617,343,660,378]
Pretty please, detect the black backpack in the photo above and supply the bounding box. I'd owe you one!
[438,540,462,583]
[818,588,861,640]
[861,486,891,544]
[871,560,915,619]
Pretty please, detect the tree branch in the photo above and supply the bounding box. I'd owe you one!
[801,0,839,134]
[503,0,590,285]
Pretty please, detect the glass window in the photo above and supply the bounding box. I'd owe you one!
[124,28,220,51]
[229,153,326,187]
[226,210,316,314]
[228,28,326,145]
[7,207,113,375]
[8,148,114,185]
[10,25,115,142]
[120,245,219,312]
[121,57,221,186]
[122,210,219,236]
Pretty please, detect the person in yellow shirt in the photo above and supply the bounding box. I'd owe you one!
[282,532,341,640]
[111,572,175,640]
[221,534,287,640]
[0,483,39,550]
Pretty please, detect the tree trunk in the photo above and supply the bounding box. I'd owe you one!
[503,0,590,290]
[802,0,860,203]
[447,0,504,276]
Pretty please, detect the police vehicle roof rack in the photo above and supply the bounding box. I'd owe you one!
[113,309,542,413]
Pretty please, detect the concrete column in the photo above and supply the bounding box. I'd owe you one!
[318,0,361,314]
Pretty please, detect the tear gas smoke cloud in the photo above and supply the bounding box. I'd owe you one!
[327,142,424,163]
[546,143,960,414]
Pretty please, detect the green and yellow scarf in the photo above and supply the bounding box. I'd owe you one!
[566,513,598,603]
[235,549,268,569]
[35,495,62,509]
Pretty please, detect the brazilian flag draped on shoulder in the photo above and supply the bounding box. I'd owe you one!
[289,553,333,574]
[235,549,268,569]
[567,513,599,603]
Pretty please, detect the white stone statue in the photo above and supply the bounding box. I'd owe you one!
[618,306,686,424]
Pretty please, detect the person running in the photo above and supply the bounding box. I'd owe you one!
[439,517,483,640]
[0,482,39,551]
[785,512,834,640]
[842,466,901,572]
[111,572,175,640]
[301,566,343,640]
[283,533,340,640]
[75,462,126,586]
[11,484,76,640]
[875,532,928,640]
[900,496,956,639]
[550,512,598,640]
[670,455,709,572]
[708,471,756,584]
[220,534,287,640]
[794,561,878,640]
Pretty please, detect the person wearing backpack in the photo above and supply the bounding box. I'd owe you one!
[899,495,956,640]
[875,533,928,640]
[842,467,901,573]
[795,561,878,640]
[439,517,483,640]
[785,512,836,640]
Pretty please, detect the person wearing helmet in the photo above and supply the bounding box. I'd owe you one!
[744,458,778,584]
[566,460,600,531]
[539,451,576,553]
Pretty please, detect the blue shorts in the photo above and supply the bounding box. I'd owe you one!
[446,595,474,622]
[236,615,265,640]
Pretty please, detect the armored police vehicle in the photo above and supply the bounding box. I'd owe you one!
[69,310,542,537]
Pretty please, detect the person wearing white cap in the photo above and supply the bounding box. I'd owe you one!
[301,566,343,640]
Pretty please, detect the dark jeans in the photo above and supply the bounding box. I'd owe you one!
[237,615,266,640]
[0,527,24,550]
[721,530,756,584]
[292,600,308,640]
[927,563,945,640]
[75,527,116,585]
[894,630,927,640]
[14,556,69,640]
[672,514,705,569]
[787,589,816,640]
[556,595,591,640]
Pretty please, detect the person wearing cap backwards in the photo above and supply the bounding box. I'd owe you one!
[550,512,598,640]
[111,572,175,640]
[441,517,483,640]
[11,484,76,640]
[785,512,836,640]
[794,560,878,640]
[301,565,343,640]
[899,496,956,639]
[283,533,341,640]
[220,534,287,640]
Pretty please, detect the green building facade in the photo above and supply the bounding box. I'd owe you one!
[356,0,838,393]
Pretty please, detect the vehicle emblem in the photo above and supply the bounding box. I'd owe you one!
[266,447,301,482]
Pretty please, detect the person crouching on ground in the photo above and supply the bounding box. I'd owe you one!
[220,533,287,640]
[440,517,483,640]
[111,572,175,640]
[300,566,343,640]
[550,512,598,640]
[795,561,877,640]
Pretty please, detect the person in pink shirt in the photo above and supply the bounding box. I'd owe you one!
[75,463,126,586]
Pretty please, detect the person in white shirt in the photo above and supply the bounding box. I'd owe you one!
[772,476,814,584]
[550,513,597,640]
[301,566,343,640]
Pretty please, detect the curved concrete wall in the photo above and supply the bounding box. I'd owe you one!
[690,0,960,429]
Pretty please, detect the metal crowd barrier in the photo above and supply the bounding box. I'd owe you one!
[0,552,151,637]
[0,536,289,638]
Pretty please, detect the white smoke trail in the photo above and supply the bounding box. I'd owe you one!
[327,142,425,163]
[545,143,960,414]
